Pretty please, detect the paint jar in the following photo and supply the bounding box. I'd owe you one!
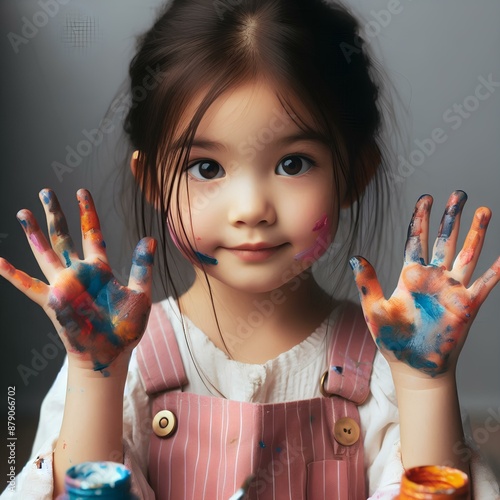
[398,465,469,499]
[61,461,134,499]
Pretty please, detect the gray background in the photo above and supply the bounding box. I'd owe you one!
[1,0,499,483]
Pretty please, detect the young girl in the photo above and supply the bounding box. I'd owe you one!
[1,0,499,498]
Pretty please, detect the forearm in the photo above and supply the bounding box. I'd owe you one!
[53,357,129,497]
[393,367,468,474]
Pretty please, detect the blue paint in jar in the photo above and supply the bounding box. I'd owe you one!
[62,461,135,499]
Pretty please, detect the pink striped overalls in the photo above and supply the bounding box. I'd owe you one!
[137,302,376,499]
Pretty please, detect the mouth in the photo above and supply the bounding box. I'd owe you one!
[224,243,288,262]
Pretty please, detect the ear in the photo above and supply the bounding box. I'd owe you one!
[130,150,160,210]
[341,141,382,208]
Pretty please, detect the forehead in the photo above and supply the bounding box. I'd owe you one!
[176,79,318,142]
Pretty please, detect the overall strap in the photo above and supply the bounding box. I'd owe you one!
[136,302,188,395]
[324,301,376,404]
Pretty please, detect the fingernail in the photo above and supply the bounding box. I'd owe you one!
[453,189,468,202]
[417,193,431,201]
[40,189,51,205]
[132,239,156,266]
[16,211,28,229]
[349,256,359,270]
[448,190,467,213]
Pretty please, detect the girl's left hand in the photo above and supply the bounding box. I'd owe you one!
[350,190,500,378]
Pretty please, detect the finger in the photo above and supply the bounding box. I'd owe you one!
[128,237,157,297]
[0,257,49,304]
[40,189,79,267]
[468,256,500,306]
[430,190,467,268]
[16,209,64,280]
[77,189,108,261]
[453,207,492,286]
[350,255,385,315]
[404,194,432,265]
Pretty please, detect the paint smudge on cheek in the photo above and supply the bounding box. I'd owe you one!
[195,251,218,266]
[294,214,332,262]
[167,218,218,266]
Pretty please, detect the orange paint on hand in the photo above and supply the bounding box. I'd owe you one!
[80,207,100,234]
[4,261,46,294]
[458,207,491,266]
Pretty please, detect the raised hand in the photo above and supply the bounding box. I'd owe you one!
[0,189,156,374]
[350,190,500,377]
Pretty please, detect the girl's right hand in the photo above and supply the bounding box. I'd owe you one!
[0,188,156,374]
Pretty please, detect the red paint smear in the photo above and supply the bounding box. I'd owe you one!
[312,214,328,232]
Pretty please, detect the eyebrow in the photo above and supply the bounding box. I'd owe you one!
[171,130,330,152]
[275,131,331,149]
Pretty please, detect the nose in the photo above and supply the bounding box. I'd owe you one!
[227,175,276,227]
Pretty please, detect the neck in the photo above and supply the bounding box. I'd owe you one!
[178,269,334,363]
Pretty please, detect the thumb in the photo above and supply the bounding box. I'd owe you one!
[128,237,157,299]
[349,256,385,311]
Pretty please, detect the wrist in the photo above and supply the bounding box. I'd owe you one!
[67,352,131,380]
[389,361,457,391]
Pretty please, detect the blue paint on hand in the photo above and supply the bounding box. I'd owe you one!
[349,256,359,270]
[377,325,439,373]
[62,250,72,267]
[439,191,467,239]
[41,190,52,205]
[412,293,444,322]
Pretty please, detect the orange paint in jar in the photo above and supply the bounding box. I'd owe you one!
[398,465,469,499]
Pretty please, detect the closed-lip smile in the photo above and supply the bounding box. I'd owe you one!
[224,242,287,262]
[230,243,282,251]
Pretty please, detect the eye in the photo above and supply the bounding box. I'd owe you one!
[275,155,315,176]
[186,160,225,180]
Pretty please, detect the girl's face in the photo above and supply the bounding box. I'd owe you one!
[169,80,344,294]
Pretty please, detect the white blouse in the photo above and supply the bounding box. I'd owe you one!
[1,298,497,499]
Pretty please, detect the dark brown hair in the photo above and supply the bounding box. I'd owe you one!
[122,0,398,301]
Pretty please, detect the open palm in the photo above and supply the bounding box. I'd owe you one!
[351,191,500,377]
[0,189,156,373]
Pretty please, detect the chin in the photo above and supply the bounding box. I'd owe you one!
[207,268,295,295]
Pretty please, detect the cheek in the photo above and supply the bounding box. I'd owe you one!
[168,186,222,266]
[284,185,337,261]
[293,213,335,263]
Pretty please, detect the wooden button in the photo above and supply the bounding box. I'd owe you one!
[333,417,360,446]
[152,410,177,438]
